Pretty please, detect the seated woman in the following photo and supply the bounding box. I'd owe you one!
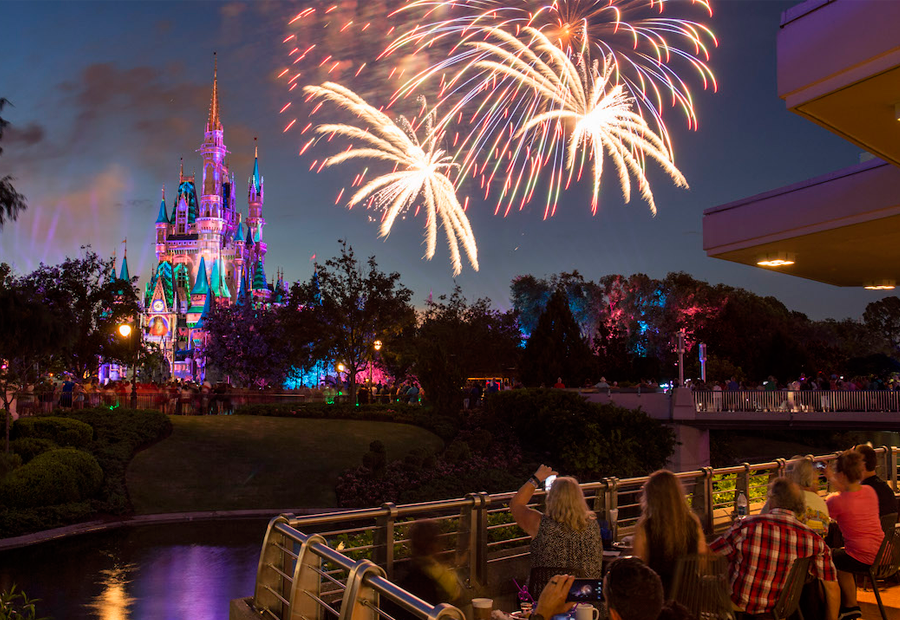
[762,457,831,536]
[825,450,884,620]
[632,469,706,598]
[510,465,603,598]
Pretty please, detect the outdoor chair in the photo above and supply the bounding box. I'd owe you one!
[851,527,900,620]
[670,554,735,620]
[770,555,811,620]
[879,512,897,536]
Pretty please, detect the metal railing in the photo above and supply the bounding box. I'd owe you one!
[251,447,900,620]
[693,389,900,413]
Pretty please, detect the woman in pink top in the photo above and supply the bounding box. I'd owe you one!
[825,450,884,620]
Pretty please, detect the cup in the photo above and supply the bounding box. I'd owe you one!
[575,605,600,620]
[472,598,493,620]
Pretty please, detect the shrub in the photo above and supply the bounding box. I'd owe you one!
[11,437,58,463]
[0,448,103,508]
[0,452,22,478]
[13,416,93,448]
[483,388,675,481]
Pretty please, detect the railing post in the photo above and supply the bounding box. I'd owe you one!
[339,559,386,620]
[735,463,751,513]
[606,477,619,542]
[882,446,898,492]
[254,514,295,618]
[774,458,787,481]
[289,533,327,620]
[462,492,490,588]
[690,468,714,534]
[373,502,398,579]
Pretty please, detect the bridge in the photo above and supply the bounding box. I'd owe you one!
[232,447,900,620]
[580,388,900,471]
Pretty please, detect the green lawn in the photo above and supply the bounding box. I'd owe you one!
[126,416,444,514]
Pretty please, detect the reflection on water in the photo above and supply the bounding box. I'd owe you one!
[0,519,268,620]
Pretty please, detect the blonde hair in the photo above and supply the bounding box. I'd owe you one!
[546,476,593,531]
[787,458,817,489]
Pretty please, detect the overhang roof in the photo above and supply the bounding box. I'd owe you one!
[703,158,900,287]
[778,0,900,166]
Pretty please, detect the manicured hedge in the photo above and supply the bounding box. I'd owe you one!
[0,448,103,508]
[234,402,458,441]
[0,408,171,538]
[11,437,58,463]
[12,416,93,448]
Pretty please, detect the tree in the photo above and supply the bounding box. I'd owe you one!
[413,286,521,414]
[295,241,415,402]
[202,300,301,388]
[863,296,900,353]
[17,249,140,379]
[0,265,71,452]
[0,98,27,229]
[520,288,594,387]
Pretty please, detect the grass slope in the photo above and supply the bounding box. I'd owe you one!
[126,416,444,514]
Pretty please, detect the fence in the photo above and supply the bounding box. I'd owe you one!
[693,389,900,413]
[249,447,900,620]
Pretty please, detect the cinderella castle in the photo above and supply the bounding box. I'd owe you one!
[136,57,286,380]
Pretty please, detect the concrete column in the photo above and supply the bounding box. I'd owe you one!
[667,424,710,472]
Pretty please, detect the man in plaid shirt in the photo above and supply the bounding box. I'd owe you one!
[709,478,840,620]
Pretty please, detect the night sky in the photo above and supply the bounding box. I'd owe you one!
[0,0,889,320]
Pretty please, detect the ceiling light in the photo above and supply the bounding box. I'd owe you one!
[864,279,896,290]
[757,252,795,268]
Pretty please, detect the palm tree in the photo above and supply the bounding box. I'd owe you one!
[0,97,27,230]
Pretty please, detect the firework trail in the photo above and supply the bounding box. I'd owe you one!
[384,0,715,216]
[472,26,688,215]
[303,82,479,276]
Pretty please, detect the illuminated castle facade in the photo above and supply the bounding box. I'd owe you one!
[141,58,285,380]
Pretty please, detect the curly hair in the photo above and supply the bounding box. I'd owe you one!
[545,476,594,531]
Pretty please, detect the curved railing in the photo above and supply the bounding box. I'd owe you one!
[248,447,900,620]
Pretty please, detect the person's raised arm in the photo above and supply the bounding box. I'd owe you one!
[511,464,556,538]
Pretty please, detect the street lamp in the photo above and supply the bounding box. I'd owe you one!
[367,340,383,403]
[118,323,138,408]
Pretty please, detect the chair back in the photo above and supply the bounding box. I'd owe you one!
[670,554,735,620]
[772,555,812,620]
[880,512,897,536]
[871,528,900,581]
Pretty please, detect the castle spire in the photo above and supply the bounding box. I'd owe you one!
[206,52,222,132]
[250,137,262,196]
[156,185,170,224]
[179,157,184,182]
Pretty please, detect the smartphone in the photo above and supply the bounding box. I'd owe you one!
[566,578,603,602]
[544,474,557,491]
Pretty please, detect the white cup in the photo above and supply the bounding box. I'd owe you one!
[575,605,600,620]
[608,508,619,523]
[472,598,493,620]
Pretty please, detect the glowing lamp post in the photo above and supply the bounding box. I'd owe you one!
[368,340,383,401]
[118,323,138,408]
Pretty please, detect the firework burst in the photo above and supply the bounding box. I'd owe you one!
[303,82,479,276]
[473,26,688,215]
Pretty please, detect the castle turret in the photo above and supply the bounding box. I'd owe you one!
[156,186,170,258]
[247,139,265,260]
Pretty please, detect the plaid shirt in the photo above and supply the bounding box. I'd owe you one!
[709,508,837,614]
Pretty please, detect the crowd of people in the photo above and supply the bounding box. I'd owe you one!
[389,445,897,620]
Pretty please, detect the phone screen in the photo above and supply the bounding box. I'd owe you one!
[566,578,603,602]
[544,475,557,491]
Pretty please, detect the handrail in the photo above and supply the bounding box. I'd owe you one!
[249,447,900,620]
[693,389,900,413]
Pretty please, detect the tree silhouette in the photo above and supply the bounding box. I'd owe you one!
[520,288,594,387]
[0,98,27,229]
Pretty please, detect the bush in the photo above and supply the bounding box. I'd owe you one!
[483,388,675,480]
[0,452,22,478]
[0,448,103,508]
[234,402,458,440]
[12,416,93,448]
[11,437,58,464]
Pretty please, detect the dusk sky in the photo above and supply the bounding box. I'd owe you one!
[0,0,888,321]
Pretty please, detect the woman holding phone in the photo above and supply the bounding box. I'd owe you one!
[511,465,603,598]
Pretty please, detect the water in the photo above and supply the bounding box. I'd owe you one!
[0,518,269,620]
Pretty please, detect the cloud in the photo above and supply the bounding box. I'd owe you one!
[0,164,134,271]
[4,122,45,147]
